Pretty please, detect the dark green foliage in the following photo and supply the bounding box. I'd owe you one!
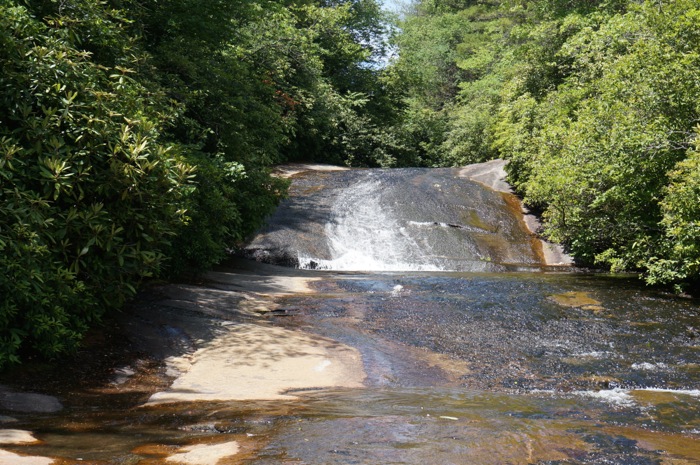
[389,0,700,290]
[283,1,399,167]
[0,0,192,365]
[386,2,513,166]
[648,134,700,291]
[496,0,700,283]
[0,0,390,367]
[162,154,245,278]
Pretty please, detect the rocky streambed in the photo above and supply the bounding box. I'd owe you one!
[0,260,364,464]
[0,164,698,464]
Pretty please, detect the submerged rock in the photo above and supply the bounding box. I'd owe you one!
[166,441,240,465]
[0,386,62,413]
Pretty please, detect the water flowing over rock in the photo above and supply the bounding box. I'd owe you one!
[245,163,567,271]
[2,165,698,464]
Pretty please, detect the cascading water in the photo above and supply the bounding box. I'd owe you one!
[245,163,555,272]
[297,178,441,271]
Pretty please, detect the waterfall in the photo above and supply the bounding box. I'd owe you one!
[245,165,559,272]
[297,179,442,271]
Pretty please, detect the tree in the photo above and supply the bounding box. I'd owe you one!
[0,0,397,366]
[0,0,192,366]
[389,0,700,291]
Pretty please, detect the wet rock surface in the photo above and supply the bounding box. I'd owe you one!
[0,429,40,445]
[0,260,363,464]
[256,271,700,464]
[0,164,697,464]
[280,273,700,394]
[0,388,62,414]
[245,166,556,271]
[0,263,698,464]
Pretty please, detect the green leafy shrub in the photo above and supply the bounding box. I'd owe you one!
[389,0,700,290]
[0,1,192,366]
[647,132,700,291]
[500,0,700,275]
[165,156,289,277]
[0,0,399,368]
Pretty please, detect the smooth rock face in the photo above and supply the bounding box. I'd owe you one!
[245,164,571,271]
[0,387,62,413]
[456,159,513,193]
[147,323,365,404]
[166,441,240,465]
[0,429,39,445]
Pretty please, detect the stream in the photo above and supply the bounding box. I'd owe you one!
[1,163,698,464]
[260,271,700,464]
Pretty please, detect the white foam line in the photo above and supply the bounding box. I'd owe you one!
[573,388,636,407]
[631,362,668,371]
[636,388,700,397]
[531,387,700,409]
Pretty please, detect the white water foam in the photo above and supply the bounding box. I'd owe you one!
[390,285,405,297]
[298,252,441,272]
[631,362,668,371]
[545,386,700,409]
[529,388,636,408]
[573,351,613,359]
[299,179,444,272]
[573,388,636,407]
[408,220,488,233]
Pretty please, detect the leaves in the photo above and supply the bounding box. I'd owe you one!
[0,0,192,367]
[390,0,700,290]
[0,0,392,366]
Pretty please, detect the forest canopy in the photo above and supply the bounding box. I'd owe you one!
[0,0,391,367]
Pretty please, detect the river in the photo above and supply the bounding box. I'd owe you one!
[0,163,698,464]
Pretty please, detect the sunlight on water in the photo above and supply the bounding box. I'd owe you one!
[249,386,700,464]
[4,267,699,464]
[298,251,443,271]
[5,165,698,464]
[246,167,551,271]
[298,178,445,271]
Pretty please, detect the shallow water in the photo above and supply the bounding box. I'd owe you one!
[252,271,700,463]
[3,270,699,464]
[252,386,700,464]
[3,166,699,463]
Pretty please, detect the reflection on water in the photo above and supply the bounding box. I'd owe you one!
[4,166,697,463]
[3,269,697,464]
[253,386,700,464]
[316,272,700,392]
[259,271,700,464]
[7,384,700,464]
